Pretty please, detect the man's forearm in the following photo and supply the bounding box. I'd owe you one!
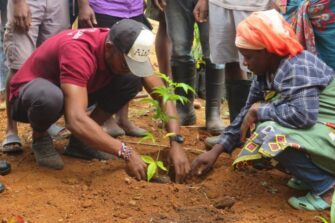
[66,111,123,156]
[162,100,181,135]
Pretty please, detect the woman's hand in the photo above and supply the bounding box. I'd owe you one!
[240,102,261,142]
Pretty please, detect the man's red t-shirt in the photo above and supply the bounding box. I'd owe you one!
[9,28,113,101]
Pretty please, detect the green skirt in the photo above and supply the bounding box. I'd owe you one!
[233,79,335,175]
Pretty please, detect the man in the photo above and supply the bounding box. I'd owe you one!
[9,19,190,182]
[2,0,70,152]
[77,0,150,138]
[192,10,335,211]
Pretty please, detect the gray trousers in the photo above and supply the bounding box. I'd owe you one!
[11,74,142,132]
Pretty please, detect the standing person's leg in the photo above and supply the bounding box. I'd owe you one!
[35,0,71,139]
[2,0,46,153]
[11,78,64,169]
[0,0,8,109]
[155,13,171,77]
[165,0,196,126]
[197,20,225,134]
[205,5,251,146]
[91,13,148,137]
[274,149,335,210]
[224,9,252,122]
[38,0,70,44]
[145,0,171,77]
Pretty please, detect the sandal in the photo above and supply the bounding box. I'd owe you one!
[47,124,71,140]
[288,192,330,211]
[287,177,311,191]
[1,134,23,153]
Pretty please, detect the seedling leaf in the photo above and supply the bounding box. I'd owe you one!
[157,161,168,171]
[315,216,329,223]
[147,162,157,181]
[139,132,156,144]
[141,155,155,164]
[164,132,176,138]
[176,83,195,94]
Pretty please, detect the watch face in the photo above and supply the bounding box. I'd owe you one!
[173,135,184,143]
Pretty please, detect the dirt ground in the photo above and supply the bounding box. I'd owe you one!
[0,100,329,223]
[0,21,329,223]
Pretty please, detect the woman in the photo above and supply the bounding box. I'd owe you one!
[191,9,335,211]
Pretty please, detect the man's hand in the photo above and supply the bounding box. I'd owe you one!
[78,4,97,28]
[191,144,223,176]
[154,0,167,11]
[125,150,147,181]
[240,102,261,142]
[169,142,190,183]
[193,0,208,23]
[13,0,31,31]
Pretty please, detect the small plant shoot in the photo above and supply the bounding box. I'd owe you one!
[140,73,194,181]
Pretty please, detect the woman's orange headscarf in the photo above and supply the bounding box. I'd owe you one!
[235,9,303,57]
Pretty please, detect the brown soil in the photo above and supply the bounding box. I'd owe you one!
[0,101,328,222]
[0,21,328,223]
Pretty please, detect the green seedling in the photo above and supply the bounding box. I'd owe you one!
[192,23,205,70]
[140,73,194,181]
[315,216,329,223]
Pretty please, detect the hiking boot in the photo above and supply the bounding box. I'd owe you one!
[32,135,64,170]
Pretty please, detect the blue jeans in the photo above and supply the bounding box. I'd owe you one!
[165,0,223,69]
[275,148,335,195]
[0,0,8,92]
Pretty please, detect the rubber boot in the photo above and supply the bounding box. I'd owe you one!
[172,63,196,126]
[205,79,251,148]
[205,66,225,134]
[225,80,251,123]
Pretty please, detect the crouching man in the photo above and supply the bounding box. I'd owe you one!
[9,19,190,183]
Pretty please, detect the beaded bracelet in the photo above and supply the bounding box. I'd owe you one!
[118,143,133,161]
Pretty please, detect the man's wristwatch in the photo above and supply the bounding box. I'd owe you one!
[169,134,184,144]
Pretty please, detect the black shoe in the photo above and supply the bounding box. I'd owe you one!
[0,160,11,176]
[64,136,116,160]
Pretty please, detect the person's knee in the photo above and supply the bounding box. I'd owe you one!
[37,86,63,114]
[23,79,63,130]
